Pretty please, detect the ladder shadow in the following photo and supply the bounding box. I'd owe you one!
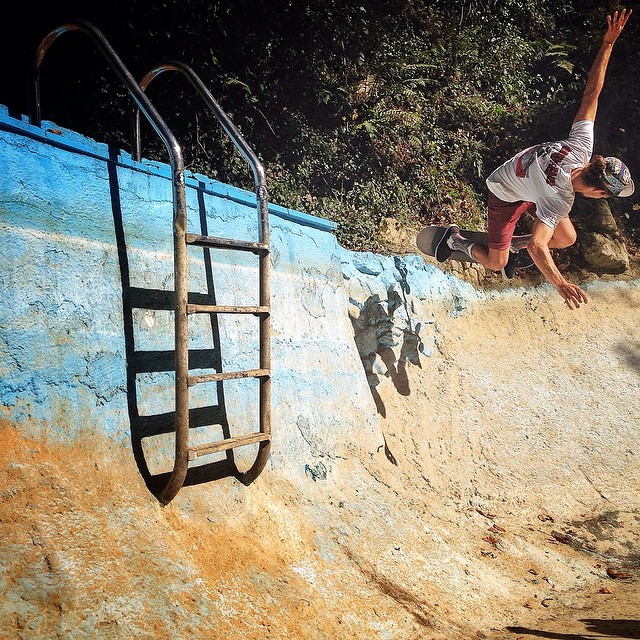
[109,150,240,496]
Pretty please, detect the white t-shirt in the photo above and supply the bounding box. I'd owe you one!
[486,120,594,229]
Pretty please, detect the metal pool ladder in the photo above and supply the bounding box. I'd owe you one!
[132,61,272,504]
[30,22,271,505]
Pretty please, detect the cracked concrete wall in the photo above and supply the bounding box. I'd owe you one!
[4,108,640,640]
[0,105,476,489]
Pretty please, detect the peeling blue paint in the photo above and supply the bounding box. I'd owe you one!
[0,104,474,477]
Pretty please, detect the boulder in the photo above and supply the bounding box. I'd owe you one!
[572,197,629,273]
[572,197,619,233]
[580,231,629,272]
[379,217,417,253]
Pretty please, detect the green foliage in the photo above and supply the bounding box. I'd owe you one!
[32,0,640,252]
[229,0,633,251]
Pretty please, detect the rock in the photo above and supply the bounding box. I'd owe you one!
[570,197,630,273]
[572,197,619,233]
[304,462,327,482]
[370,353,387,376]
[379,217,417,253]
[354,325,379,356]
[580,232,629,272]
[448,260,487,286]
[353,253,385,276]
[607,568,632,580]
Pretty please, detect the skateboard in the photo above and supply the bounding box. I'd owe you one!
[416,225,487,264]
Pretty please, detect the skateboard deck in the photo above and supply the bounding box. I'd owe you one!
[416,225,487,264]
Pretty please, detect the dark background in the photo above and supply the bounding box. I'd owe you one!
[2,1,639,250]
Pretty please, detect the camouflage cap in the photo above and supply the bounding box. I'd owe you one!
[604,157,635,197]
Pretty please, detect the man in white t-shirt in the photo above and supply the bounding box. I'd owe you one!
[436,9,634,310]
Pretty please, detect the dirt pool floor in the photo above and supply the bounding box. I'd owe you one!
[1,279,639,639]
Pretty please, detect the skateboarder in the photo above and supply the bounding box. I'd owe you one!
[437,8,634,310]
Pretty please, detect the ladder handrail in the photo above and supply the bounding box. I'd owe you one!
[132,61,267,214]
[133,62,271,495]
[29,21,191,504]
[30,21,183,171]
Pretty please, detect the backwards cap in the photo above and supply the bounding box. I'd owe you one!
[604,157,635,197]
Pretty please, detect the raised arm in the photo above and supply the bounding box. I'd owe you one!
[573,8,631,124]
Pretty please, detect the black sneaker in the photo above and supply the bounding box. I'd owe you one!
[435,224,459,262]
[502,249,535,279]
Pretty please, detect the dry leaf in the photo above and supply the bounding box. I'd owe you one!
[552,532,572,544]
[608,570,633,580]
[489,524,506,533]
[598,587,613,594]
[538,514,554,522]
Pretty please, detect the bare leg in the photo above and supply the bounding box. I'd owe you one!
[471,219,575,271]
[469,244,510,271]
[449,228,511,272]
[449,222,534,273]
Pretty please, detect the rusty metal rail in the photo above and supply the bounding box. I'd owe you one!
[30,20,191,504]
[30,23,271,504]
[132,61,271,503]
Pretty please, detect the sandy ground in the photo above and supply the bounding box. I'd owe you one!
[1,275,639,639]
[390,277,640,639]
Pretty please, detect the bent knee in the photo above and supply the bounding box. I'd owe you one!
[486,254,509,271]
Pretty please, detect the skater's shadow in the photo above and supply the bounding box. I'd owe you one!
[350,257,424,418]
[508,618,640,639]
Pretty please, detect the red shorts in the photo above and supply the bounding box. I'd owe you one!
[487,191,536,250]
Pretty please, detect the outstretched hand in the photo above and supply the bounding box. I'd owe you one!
[604,8,632,45]
[557,282,589,310]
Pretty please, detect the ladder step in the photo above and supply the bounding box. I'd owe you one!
[188,368,270,386]
[186,233,268,254]
[187,304,269,315]
[189,432,270,459]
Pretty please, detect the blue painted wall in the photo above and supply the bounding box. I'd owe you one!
[0,105,473,480]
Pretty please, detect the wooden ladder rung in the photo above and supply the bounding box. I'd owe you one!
[188,368,270,386]
[188,432,270,459]
[186,233,268,254]
[187,304,270,315]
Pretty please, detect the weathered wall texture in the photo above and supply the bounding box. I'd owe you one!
[0,106,468,483]
[1,106,639,639]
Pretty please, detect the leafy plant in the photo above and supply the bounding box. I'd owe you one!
[18,0,639,252]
